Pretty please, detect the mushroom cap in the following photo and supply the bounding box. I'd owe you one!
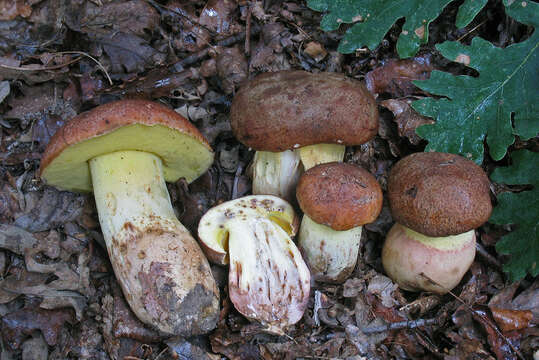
[40,99,213,192]
[230,70,378,152]
[296,162,383,231]
[388,152,492,237]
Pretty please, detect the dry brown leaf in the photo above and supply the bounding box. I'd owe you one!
[199,0,238,35]
[1,307,74,350]
[380,99,434,145]
[365,54,433,97]
[490,307,533,332]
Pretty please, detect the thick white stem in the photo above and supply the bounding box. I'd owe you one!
[298,215,362,283]
[251,150,302,201]
[298,144,345,170]
[89,150,218,336]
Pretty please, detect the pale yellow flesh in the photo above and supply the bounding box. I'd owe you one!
[89,150,179,243]
[251,150,302,201]
[298,214,362,283]
[298,143,345,170]
[403,226,476,250]
[198,195,298,265]
[197,195,310,329]
[42,124,214,192]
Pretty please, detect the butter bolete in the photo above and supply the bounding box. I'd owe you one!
[230,70,378,201]
[296,162,383,283]
[198,195,310,333]
[40,99,219,336]
[382,152,492,293]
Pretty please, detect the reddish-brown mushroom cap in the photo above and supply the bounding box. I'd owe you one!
[230,71,378,152]
[388,152,492,237]
[296,162,383,231]
[40,99,213,192]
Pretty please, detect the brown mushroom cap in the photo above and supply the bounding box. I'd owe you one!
[388,152,492,237]
[296,162,383,231]
[40,99,213,192]
[230,71,378,152]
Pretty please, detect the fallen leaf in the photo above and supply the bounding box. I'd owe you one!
[215,45,248,94]
[1,307,74,350]
[381,99,435,145]
[490,307,533,332]
[199,0,238,35]
[304,42,328,62]
[0,0,33,21]
[96,32,164,74]
[14,187,86,233]
[365,54,433,97]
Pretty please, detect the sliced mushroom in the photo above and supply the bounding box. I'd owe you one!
[198,195,310,333]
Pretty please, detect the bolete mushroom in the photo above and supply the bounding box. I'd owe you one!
[382,152,492,294]
[40,99,219,335]
[230,70,378,201]
[197,195,310,333]
[296,162,383,283]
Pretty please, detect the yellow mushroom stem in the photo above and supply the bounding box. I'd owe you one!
[89,150,218,335]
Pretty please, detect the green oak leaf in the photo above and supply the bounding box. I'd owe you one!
[455,0,488,28]
[307,0,454,58]
[412,0,539,163]
[489,150,538,281]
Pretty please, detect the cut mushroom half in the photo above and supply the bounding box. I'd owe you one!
[198,195,310,333]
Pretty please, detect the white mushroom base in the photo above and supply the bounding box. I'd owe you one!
[382,223,476,294]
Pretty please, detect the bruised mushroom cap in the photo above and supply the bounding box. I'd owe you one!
[296,162,383,231]
[230,71,378,152]
[388,152,492,237]
[40,99,213,192]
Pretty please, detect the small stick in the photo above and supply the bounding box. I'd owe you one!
[360,318,438,334]
[475,242,503,271]
[245,3,252,56]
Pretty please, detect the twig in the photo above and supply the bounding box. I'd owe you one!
[56,51,113,85]
[360,318,438,334]
[419,273,525,360]
[457,20,487,42]
[245,4,252,56]
[0,57,81,71]
[175,25,261,68]
[475,242,503,271]
[231,164,243,200]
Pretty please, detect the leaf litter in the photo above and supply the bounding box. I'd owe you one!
[0,0,537,359]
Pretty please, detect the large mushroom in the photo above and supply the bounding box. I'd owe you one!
[197,195,310,334]
[382,152,492,294]
[230,70,378,201]
[296,162,383,283]
[40,99,219,336]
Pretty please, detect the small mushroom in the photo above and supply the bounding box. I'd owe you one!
[230,70,378,201]
[40,99,219,336]
[382,152,492,294]
[197,195,310,333]
[296,162,383,283]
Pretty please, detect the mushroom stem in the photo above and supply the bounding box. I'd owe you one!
[298,144,345,170]
[381,223,476,294]
[298,215,362,283]
[251,150,302,201]
[89,150,218,335]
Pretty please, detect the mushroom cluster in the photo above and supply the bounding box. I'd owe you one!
[230,70,378,201]
[382,152,492,294]
[40,100,219,336]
